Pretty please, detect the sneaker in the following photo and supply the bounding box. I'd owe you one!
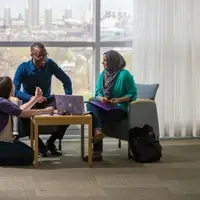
[38,149,48,157]
[46,142,62,156]
[38,138,49,157]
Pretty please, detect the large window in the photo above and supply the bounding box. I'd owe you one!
[101,0,133,41]
[0,0,93,41]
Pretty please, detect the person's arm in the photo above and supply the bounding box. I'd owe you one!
[19,107,54,118]
[13,64,32,102]
[120,71,138,103]
[9,96,38,110]
[94,72,104,100]
[0,99,23,117]
[50,60,72,95]
[20,87,43,110]
[0,99,54,118]
[112,71,138,104]
[20,96,39,110]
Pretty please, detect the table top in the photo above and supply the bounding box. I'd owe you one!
[31,114,92,125]
[33,114,91,119]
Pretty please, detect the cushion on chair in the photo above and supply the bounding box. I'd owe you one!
[136,83,159,100]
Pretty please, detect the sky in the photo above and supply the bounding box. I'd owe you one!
[0,0,133,19]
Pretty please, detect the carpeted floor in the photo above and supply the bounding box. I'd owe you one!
[0,139,200,200]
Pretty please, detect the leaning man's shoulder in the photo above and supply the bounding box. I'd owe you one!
[19,60,31,66]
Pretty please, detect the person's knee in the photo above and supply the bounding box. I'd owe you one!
[53,125,67,139]
[23,148,34,164]
[29,151,34,163]
[58,125,68,133]
[86,103,100,117]
[86,102,96,111]
[86,102,91,110]
[17,142,34,163]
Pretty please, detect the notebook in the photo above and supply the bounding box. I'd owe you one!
[89,100,120,111]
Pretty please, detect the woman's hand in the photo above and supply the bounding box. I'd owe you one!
[99,96,109,104]
[34,87,47,103]
[110,98,120,105]
[88,97,94,101]
[35,87,43,98]
[44,106,54,115]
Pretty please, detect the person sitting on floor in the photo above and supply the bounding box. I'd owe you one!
[84,50,138,161]
[0,76,54,166]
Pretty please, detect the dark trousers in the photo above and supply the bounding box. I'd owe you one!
[18,96,69,151]
[86,103,127,153]
[0,140,33,166]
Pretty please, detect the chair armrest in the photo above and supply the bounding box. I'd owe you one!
[130,98,155,104]
[9,97,21,135]
[128,98,159,137]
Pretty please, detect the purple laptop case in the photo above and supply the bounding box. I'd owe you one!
[55,95,84,114]
[89,100,120,111]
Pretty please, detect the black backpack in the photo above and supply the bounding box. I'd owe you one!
[129,124,162,163]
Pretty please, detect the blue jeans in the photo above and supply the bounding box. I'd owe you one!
[0,140,34,166]
[86,103,127,153]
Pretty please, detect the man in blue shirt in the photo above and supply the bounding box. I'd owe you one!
[13,42,72,157]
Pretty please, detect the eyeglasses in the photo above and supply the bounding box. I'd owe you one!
[31,53,48,61]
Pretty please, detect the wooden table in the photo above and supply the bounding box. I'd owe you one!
[30,114,93,168]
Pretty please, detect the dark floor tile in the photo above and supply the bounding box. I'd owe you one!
[163,180,200,195]
[156,168,200,180]
[95,174,164,188]
[104,187,177,199]
[180,195,200,200]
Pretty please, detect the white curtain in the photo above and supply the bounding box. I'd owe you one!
[132,0,200,138]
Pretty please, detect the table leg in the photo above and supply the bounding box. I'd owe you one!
[81,125,85,159]
[30,120,34,149]
[88,119,93,167]
[34,124,39,168]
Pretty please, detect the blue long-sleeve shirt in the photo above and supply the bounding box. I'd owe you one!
[13,58,72,102]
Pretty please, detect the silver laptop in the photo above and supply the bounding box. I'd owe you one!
[55,95,84,115]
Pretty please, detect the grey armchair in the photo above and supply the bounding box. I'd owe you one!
[102,98,159,157]
[103,98,159,140]
[102,82,160,158]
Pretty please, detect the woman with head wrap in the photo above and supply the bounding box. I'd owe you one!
[85,50,137,161]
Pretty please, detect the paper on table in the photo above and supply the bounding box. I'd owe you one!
[35,114,52,116]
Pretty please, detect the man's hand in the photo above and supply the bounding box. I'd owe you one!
[30,96,47,104]
[37,96,47,104]
[99,97,109,104]
[110,98,120,105]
